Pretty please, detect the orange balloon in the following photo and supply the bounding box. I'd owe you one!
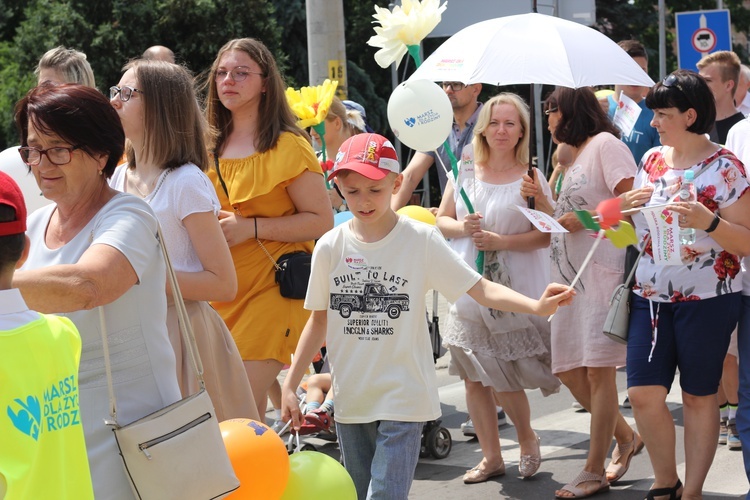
[220,419,290,499]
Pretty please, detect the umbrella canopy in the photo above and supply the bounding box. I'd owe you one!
[409,13,654,88]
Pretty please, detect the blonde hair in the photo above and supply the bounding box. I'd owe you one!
[326,97,366,135]
[204,38,303,155]
[35,46,95,88]
[123,59,209,171]
[472,93,530,166]
[697,50,741,89]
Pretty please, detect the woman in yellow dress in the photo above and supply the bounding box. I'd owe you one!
[204,38,333,419]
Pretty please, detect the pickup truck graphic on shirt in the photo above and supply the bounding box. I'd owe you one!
[330,283,410,319]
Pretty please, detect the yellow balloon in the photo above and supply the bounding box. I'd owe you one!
[397,205,436,225]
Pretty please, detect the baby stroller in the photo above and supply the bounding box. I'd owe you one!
[420,290,452,460]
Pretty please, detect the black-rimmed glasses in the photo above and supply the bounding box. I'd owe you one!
[441,82,466,92]
[109,86,144,102]
[544,107,559,116]
[215,68,265,82]
[18,145,81,166]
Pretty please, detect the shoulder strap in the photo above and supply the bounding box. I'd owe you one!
[99,223,205,426]
[213,154,230,199]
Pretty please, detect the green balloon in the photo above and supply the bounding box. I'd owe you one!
[281,451,356,500]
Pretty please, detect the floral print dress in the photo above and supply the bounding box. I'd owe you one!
[632,147,749,302]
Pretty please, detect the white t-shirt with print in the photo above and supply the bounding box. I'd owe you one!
[305,216,481,424]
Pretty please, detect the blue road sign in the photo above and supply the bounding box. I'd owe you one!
[675,10,732,71]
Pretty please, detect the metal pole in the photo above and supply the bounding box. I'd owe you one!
[306,0,348,97]
[658,0,666,79]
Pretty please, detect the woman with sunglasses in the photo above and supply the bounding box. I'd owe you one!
[627,69,750,500]
[109,59,258,423]
[204,38,333,420]
[11,83,182,498]
[532,87,642,499]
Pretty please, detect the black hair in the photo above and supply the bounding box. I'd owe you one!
[645,69,715,135]
[0,204,25,270]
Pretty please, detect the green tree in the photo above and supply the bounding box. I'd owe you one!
[0,0,285,149]
[596,0,750,76]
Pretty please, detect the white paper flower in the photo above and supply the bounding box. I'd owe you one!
[367,0,448,69]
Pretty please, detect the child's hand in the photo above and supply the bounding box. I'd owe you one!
[536,283,575,315]
[281,385,303,432]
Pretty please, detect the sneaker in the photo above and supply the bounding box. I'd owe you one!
[497,409,507,427]
[719,418,728,445]
[727,419,742,450]
[302,408,332,433]
[270,418,290,436]
[622,397,631,409]
[461,410,507,436]
[572,401,588,413]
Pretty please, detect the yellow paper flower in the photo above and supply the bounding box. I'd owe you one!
[367,0,447,69]
[285,79,339,128]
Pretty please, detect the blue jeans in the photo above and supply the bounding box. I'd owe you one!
[738,296,750,498]
[335,420,424,500]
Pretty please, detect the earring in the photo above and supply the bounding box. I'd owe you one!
[98,170,103,176]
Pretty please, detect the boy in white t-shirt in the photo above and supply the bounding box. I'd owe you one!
[281,133,574,499]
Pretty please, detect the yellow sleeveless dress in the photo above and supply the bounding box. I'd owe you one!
[208,132,322,363]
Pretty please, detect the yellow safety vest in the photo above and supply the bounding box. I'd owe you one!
[0,315,94,500]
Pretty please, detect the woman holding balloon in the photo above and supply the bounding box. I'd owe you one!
[437,93,559,483]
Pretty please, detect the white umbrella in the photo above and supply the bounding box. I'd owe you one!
[409,12,654,88]
[409,12,653,208]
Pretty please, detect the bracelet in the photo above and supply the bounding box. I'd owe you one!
[254,217,258,240]
[705,212,721,233]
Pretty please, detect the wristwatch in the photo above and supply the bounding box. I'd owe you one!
[705,212,721,233]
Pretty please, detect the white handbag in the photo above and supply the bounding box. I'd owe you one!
[602,236,649,345]
[98,225,239,499]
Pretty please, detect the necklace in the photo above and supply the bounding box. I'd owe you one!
[126,169,167,198]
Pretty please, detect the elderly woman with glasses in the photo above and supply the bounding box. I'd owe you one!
[627,69,750,500]
[11,83,182,498]
[204,38,333,419]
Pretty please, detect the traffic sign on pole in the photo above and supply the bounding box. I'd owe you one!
[675,10,732,71]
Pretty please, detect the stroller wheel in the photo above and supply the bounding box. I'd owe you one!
[301,443,317,452]
[427,426,452,459]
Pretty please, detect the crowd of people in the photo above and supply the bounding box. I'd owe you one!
[1,36,750,500]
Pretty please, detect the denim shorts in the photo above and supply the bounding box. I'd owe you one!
[627,292,739,396]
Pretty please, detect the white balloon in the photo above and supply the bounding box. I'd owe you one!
[387,79,453,152]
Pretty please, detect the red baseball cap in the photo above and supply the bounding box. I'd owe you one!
[0,171,27,236]
[328,133,400,181]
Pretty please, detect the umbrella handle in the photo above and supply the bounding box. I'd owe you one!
[527,166,535,209]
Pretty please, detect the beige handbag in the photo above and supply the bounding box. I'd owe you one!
[603,236,649,344]
[98,225,239,500]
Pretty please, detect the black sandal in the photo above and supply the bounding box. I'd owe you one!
[645,479,682,500]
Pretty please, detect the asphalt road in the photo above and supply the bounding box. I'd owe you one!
[275,292,748,499]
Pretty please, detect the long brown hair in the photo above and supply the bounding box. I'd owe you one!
[204,38,303,155]
[123,59,209,171]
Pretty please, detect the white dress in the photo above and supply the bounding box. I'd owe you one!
[23,194,181,500]
[442,168,561,396]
